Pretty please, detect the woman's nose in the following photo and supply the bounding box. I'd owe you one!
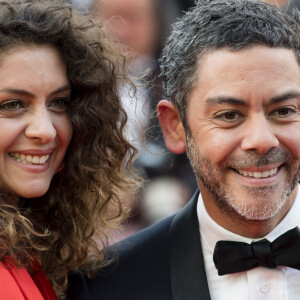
[24,108,56,144]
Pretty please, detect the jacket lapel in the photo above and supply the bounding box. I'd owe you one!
[67,272,93,300]
[169,190,211,300]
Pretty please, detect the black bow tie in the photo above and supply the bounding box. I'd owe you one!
[213,227,300,276]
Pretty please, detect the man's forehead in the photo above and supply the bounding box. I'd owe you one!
[186,45,300,108]
[197,45,297,68]
[195,46,299,82]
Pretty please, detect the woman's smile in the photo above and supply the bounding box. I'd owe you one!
[8,151,52,165]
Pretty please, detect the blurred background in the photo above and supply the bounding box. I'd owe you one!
[67,0,300,243]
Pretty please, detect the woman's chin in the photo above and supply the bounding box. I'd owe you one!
[8,184,50,200]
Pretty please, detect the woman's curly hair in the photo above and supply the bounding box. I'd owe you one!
[0,0,138,298]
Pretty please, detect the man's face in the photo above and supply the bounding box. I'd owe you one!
[184,46,300,226]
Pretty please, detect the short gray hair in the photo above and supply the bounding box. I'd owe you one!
[159,0,300,125]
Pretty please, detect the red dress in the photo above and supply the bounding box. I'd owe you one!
[0,258,57,300]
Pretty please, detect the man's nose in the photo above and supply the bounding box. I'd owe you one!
[240,114,279,154]
[25,108,56,144]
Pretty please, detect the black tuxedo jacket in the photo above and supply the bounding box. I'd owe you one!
[67,191,211,300]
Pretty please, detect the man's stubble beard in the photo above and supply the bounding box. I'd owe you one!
[185,132,300,221]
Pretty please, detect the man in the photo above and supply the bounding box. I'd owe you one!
[67,0,300,299]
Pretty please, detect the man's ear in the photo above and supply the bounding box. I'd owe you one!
[157,100,186,154]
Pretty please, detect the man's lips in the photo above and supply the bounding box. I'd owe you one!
[232,164,282,179]
[234,167,279,178]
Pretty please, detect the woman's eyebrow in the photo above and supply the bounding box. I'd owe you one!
[0,85,71,98]
[0,88,34,97]
[49,85,71,96]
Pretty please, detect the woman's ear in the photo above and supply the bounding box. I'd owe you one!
[157,100,186,154]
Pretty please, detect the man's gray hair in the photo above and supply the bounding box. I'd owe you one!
[159,0,300,125]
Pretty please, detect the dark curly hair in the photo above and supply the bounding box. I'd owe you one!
[0,0,138,298]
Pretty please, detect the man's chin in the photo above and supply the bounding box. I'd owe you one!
[230,193,288,221]
[214,185,288,221]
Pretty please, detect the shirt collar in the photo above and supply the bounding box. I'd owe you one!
[198,184,300,254]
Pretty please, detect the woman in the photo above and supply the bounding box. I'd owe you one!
[0,0,137,299]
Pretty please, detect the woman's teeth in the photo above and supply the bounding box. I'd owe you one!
[237,167,278,178]
[9,152,50,165]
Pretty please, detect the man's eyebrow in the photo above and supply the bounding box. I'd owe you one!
[270,91,300,104]
[205,96,245,105]
[205,92,300,106]
[0,85,71,98]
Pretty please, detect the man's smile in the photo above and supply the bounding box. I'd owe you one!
[234,166,279,178]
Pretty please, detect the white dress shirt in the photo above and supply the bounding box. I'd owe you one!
[197,185,300,300]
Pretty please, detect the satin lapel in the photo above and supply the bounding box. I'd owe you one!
[169,190,211,300]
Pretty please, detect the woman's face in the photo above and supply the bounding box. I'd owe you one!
[0,45,72,198]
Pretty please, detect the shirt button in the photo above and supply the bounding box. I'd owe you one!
[260,283,270,294]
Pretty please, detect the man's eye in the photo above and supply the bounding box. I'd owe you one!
[223,112,238,120]
[0,100,23,111]
[215,111,243,122]
[273,107,296,117]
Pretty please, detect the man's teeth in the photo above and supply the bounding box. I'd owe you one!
[237,167,278,178]
[9,153,50,165]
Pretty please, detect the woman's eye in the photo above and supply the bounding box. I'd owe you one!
[0,100,24,111]
[49,98,70,111]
